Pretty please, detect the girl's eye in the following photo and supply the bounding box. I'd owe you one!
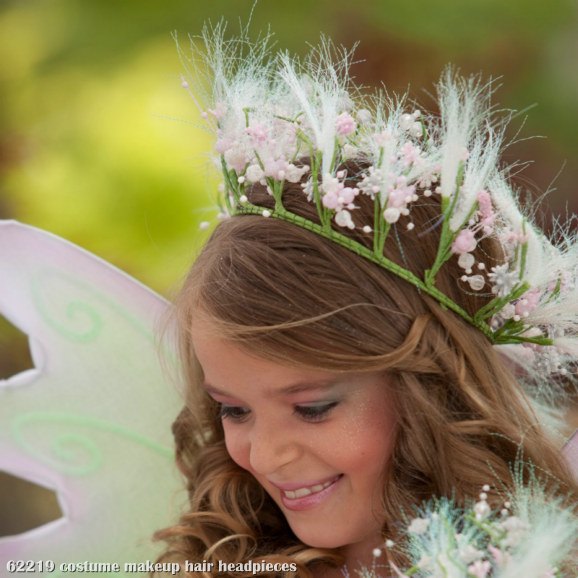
[219,404,251,422]
[294,401,339,422]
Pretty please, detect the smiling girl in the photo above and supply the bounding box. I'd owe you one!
[192,322,396,559]
[154,27,578,577]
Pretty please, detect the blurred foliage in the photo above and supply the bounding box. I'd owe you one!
[0,314,32,379]
[0,0,577,296]
[363,0,575,48]
[0,471,62,536]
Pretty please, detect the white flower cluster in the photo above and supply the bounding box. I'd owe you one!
[360,482,578,578]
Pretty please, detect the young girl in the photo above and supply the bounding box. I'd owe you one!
[155,27,578,577]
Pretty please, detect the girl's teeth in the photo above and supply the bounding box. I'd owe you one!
[283,478,336,499]
[292,487,312,498]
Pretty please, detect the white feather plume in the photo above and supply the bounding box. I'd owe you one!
[373,99,404,205]
[450,125,502,231]
[488,175,553,286]
[279,39,354,175]
[495,477,578,578]
[526,285,578,331]
[438,71,486,209]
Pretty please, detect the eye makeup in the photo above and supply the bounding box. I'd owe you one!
[219,404,250,422]
[216,397,341,425]
[293,401,340,422]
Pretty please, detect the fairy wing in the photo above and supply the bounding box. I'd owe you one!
[0,220,182,571]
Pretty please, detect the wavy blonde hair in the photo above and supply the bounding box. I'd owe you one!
[154,167,577,576]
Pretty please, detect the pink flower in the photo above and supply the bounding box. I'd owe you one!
[335,112,357,136]
[208,102,226,120]
[501,229,529,246]
[515,289,541,317]
[224,147,247,172]
[477,189,495,233]
[374,130,392,146]
[340,186,358,205]
[322,186,358,210]
[488,545,504,566]
[246,122,269,145]
[452,229,477,254]
[488,544,512,568]
[467,560,491,578]
[400,142,420,166]
[322,191,340,210]
[321,173,358,211]
[215,138,232,154]
[263,158,288,179]
[388,183,416,209]
[477,189,492,217]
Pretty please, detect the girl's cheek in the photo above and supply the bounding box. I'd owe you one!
[224,428,251,471]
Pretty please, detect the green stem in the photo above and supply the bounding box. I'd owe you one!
[474,283,529,322]
[425,163,465,284]
[518,221,528,280]
[373,196,381,254]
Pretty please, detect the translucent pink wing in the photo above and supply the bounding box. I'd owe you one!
[0,221,182,567]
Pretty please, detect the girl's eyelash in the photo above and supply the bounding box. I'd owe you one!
[219,404,250,422]
[218,401,339,423]
[294,401,339,422]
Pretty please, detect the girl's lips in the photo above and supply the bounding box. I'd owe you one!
[278,475,343,511]
[270,474,341,492]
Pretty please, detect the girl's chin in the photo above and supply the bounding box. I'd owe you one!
[287,519,384,557]
[287,521,357,550]
[293,532,348,549]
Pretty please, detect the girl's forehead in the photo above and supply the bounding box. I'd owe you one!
[203,372,376,399]
[192,324,387,396]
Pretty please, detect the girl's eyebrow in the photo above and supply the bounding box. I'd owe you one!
[278,379,342,396]
[201,377,343,398]
[201,383,232,397]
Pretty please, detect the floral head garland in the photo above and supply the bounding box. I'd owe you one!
[180,26,578,386]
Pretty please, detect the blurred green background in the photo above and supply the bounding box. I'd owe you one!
[1,0,577,537]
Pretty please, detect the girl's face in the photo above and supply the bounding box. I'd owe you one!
[192,321,397,553]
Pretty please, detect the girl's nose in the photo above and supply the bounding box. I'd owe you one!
[248,420,301,476]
